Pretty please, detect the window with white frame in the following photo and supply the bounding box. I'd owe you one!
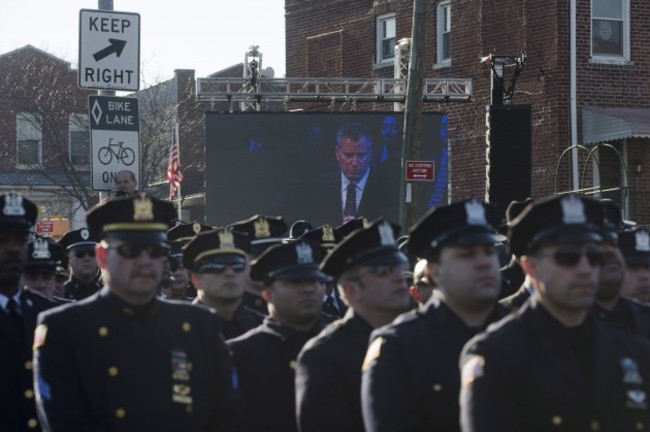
[16,113,42,167]
[377,14,396,63]
[437,1,451,65]
[592,0,629,59]
[69,114,90,166]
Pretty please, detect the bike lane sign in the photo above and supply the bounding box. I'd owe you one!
[88,95,140,191]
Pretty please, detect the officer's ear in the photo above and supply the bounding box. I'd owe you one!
[260,286,273,304]
[96,243,108,269]
[519,255,537,278]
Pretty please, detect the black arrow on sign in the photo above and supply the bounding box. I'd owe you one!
[93,39,127,61]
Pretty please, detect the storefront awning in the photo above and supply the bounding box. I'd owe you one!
[582,107,650,145]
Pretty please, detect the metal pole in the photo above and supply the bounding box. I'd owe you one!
[97,0,115,202]
[399,0,428,230]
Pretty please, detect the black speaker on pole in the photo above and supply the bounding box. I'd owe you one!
[485,104,532,213]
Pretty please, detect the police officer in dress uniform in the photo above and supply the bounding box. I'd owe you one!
[460,194,650,432]
[183,228,264,339]
[300,224,348,318]
[295,219,411,432]
[620,228,650,304]
[227,240,329,432]
[0,192,58,432]
[21,236,67,302]
[229,214,289,315]
[166,221,213,300]
[58,228,103,300]
[33,193,243,432]
[592,200,650,339]
[361,200,509,432]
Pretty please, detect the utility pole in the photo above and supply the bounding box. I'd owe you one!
[399,0,429,230]
[98,0,114,202]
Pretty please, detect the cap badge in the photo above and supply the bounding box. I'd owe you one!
[254,218,271,238]
[192,222,201,234]
[378,221,395,246]
[32,238,51,259]
[561,195,586,224]
[296,242,313,264]
[3,192,26,216]
[621,357,643,385]
[322,225,335,242]
[218,229,235,249]
[465,200,487,225]
[80,229,90,240]
[362,218,370,228]
[636,231,650,252]
[133,195,154,221]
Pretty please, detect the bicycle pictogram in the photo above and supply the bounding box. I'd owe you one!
[98,138,135,166]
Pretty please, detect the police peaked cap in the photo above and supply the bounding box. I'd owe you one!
[228,214,288,256]
[508,194,603,257]
[408,199,503,260]
[168,222,214,244]
[618,228,650,267]
[335,217,370,238]
[26,236,66,274]
[600,199,623,240]
[250,240,328,284]
[320,218,406,279]
[182,228,251,272]
[58,228,98,251]
[0,192,37,232]
[299,225,344,250]
[86,193,176,242]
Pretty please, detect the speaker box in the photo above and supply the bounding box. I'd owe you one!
[485,104,532,211]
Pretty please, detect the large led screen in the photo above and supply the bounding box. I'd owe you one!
[205,112,448,228]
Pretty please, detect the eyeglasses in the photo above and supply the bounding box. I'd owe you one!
[74,250,95,259]
[535,246,604,268]
[200,263,246,274]
[103,242,170,259]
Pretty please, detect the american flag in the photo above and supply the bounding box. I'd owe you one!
[166,124,183,199]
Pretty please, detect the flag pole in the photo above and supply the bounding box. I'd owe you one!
[174,123,182,220]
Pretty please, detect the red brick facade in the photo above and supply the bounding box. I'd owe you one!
[285,0,650,224]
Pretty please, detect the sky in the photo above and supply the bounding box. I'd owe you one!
[0,0,286,85]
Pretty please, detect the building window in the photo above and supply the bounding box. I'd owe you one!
[69,114,90,166]
[377,14,396,63]
[16,113,42,167]
[592,0,629,59]
[437,1,451,65]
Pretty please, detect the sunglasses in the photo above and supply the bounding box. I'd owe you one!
[200,263,246,274]
[74,250,96,259]
[535,246,604,268]
[103,242,170,259]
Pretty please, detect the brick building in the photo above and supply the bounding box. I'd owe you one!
[0,45,96,231]
[285,0,650,224]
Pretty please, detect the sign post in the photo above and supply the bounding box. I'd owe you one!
[88,95,140,191]
[79,9,140,91]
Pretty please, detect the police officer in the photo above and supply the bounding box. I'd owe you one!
[183,228,264,339]
[620,228,650,304]
[229,214,289,315]
[227,239,329,432]
[21,235,67,301]
[0,192,57,432]
[166,221,213,300]
[295,219,411,432]
[460,194,650,431]
[361,200,508,432]
[33,193,243,431]
[58,228,103,300]
[300,224,347,317]
[593,200,650,338]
